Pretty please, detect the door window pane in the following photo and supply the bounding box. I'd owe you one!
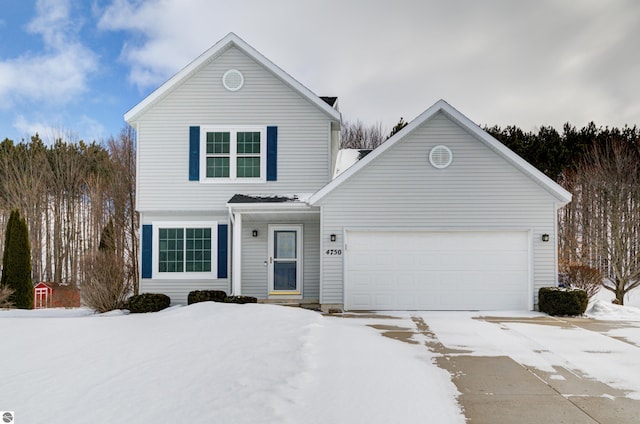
[274,262,297,290]
[274,231,296,259]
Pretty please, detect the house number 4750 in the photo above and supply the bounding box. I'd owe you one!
[325,249,342,256]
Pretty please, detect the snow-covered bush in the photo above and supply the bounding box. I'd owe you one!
[224,295,257,304]
[187,290,227,305]
[127,293,170,313]
[538,287,588,316]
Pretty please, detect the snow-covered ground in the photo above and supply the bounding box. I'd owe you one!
[0,303,463,424]
[1,289,639,423]
[416,289,640,401]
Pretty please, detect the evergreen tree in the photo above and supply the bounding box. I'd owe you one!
[2,209,33,309]
[98,218,116,253]
[388,117,407,139]
[0,209,17,287]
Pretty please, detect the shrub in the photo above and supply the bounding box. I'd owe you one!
[0,285,14,308]
[564,265,602,300]
[127,293,171,313]
[224,295,257,304]
[82,251,131,313]
[187,290,227,305]
[538,287,588,316]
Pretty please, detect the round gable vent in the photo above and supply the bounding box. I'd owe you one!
[222,69,244,91]
[429,145,453,169]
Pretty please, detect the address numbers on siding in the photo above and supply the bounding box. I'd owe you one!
[325,249,342,256]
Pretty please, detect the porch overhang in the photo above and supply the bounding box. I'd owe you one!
[226,194,319,297]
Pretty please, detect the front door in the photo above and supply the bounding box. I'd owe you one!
[268,225,303,297]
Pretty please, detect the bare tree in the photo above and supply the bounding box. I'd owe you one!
[107,127,138,295]
[562,265,602,300]
[341,120,386,149]
[565,139,640,304]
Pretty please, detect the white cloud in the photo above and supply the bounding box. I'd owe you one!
[98,0,640,129]
[13,114,62,142]
[0,0,97,107]
[13,113,106,144]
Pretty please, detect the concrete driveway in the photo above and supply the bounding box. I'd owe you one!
[346,313,640,424]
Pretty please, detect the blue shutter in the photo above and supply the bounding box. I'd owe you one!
[217,224,228,279]
[141,225,152,279]
[189,126,200,181]
[266,126,277,181]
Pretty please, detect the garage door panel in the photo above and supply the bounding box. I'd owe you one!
[345,231,530,310]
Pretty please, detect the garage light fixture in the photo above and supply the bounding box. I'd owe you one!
[330,234,336,242]
[252,230,258,237]
[541,233,550,242]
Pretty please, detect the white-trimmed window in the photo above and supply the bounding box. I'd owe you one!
[200,126,266,181]
[153,222,217,279]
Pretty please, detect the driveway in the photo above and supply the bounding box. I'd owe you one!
[342,312,640,424]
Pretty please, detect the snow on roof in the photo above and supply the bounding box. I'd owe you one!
[227,193,312,204]
[333,149,372,179]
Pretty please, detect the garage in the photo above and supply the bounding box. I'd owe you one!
[345,231,530,311]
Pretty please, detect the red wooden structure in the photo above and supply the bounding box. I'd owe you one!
[33,282,80,309]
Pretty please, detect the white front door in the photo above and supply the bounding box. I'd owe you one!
[268,225,303,297]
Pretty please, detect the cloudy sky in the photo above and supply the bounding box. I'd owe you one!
[1,0,639,143]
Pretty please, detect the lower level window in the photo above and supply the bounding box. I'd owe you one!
[158,227,212,273]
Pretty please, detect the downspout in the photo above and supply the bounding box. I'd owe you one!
[554,201,559,286]
[231,210,242,296]
[228,205,235,295]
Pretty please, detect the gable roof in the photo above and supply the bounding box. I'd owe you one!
[309,99,572,206]
[124,33,342,124]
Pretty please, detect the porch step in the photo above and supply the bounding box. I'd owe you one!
[257,299,321,311]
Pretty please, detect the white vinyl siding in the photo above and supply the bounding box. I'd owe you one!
[136,46,332,211]
[317,112,559,308]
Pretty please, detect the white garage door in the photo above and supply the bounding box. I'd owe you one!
[345,231,530,311]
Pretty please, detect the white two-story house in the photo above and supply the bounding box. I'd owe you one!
[126,33,571,311]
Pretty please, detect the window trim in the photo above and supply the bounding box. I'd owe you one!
[199,126,267,182]
[152,221,218,279]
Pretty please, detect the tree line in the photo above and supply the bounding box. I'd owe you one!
[486,123,640,304]
[0,127,138,299]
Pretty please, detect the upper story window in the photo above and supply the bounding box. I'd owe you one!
[200,127,266,181]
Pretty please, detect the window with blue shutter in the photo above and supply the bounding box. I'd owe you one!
[189,126,200,181]
[141,225,153,279]
[217,224,228,278]
[267,126,277,181]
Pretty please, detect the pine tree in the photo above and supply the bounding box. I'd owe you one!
[98,218,116,253]
[1,209,17,287]
[2,209,33,309]
[388,117,407,139]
